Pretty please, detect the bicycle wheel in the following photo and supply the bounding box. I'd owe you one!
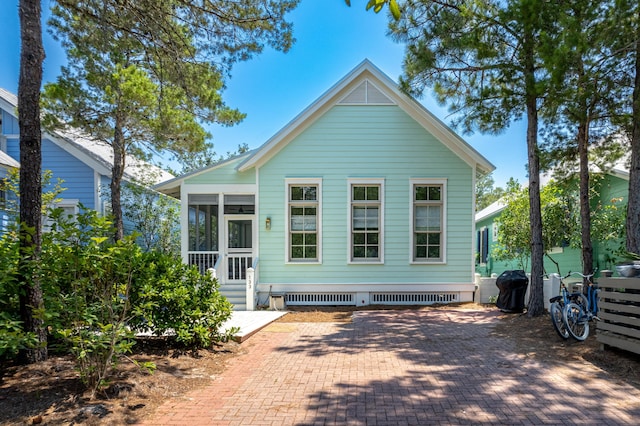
[563,302,590,341]
[549,301,569,339]
[570,292,589,312]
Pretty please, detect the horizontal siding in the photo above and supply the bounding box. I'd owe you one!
[6,138,19,160]
[42,138,97,209]
[5,134,97,210]
[1,110,19,135]
[598,174,628,202]
[186,157,255,185]
[594,174,628,271]
[258,105,474,285]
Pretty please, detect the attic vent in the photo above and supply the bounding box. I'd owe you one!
[339,80,395,105]
[371,292,459,305]
[285,293,355,306]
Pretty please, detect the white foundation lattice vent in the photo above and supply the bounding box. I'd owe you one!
[285,293,354,305]
[371,292,459,305]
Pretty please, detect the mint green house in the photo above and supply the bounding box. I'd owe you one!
[157,60,494,310]
[475,165,629,279]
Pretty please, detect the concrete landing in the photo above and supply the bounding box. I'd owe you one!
[222,310,287,342]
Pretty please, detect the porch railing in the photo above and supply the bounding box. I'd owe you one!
[188,251,219,275]
[227,254,253,281]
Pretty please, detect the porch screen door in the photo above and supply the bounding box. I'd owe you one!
[225,216,253,282]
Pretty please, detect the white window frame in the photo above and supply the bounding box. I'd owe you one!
[478,226,489,265]
[285,178,322,264]
[43,199,80,232]
[409,178,447,264]
[348,178,384,264]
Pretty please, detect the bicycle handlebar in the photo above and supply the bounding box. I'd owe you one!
[541,269,597,281]
[565,271,595,280]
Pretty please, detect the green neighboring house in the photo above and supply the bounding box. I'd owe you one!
[156,60,495,310]
[475,165,629,278]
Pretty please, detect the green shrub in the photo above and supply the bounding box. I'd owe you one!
[0,229,38,360]
[128,250,236,347]
[2,204,234,395]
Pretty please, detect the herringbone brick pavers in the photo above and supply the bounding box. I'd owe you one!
[143,309,640,425]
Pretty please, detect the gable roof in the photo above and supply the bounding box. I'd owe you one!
[0,88,173,184]
[0,150,20,169]
[236,59,495,174]
[154,151,255,198]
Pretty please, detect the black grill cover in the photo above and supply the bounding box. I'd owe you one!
[495,270,529,313]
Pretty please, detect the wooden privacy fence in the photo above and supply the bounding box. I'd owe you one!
[597,277,640,355]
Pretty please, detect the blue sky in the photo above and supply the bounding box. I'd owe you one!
[0,0,528,187]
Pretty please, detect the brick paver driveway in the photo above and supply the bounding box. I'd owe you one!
[144,308,640,425]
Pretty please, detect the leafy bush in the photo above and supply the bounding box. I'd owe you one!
[1,200,234,394]
[0,229,38,360]
[128,250,236,347]
[39,208,140,396]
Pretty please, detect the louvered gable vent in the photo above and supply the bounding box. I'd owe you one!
[338,80,395,105]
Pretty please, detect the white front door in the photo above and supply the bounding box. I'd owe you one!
[224,215,254,283]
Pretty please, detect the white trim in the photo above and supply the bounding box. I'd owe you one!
[347,178,385,264]
[409,178,448,264]
[255,168,260,266]
[471,168,478,274]
[93,171,101,213]
[257,282,476,293]
[43,198,80,232]
[180,184,189,263]
[285,178,323,264]
[50,198,80,213]
[183,183,257,194]
[224,215,256,279]
[478,226,489,265]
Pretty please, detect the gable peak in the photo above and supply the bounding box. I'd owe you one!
[338,79,395,105]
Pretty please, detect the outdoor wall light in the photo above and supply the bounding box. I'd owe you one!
[266,217,271,230]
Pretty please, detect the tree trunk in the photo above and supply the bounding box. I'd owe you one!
[526,101,545,317]
[523,23,545,317]
[577,120,593,275]
[627,22,640,256]
[111,112,126,241]
[17,0,47,363]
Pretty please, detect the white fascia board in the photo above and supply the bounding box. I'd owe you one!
[183,183,257,195]
[154,153,253,194]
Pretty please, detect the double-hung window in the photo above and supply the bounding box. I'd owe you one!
[287,179,321,263]
[411,179,446,263]
[349,179,383,263]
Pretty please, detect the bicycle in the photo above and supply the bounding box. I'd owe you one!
[562,271,599,341]
[547,272,592,340]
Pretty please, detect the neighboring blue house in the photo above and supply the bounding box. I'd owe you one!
[156,60,495,310]
[475,164,629,278]
[0,148,20,232]
[0,87,173,231]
